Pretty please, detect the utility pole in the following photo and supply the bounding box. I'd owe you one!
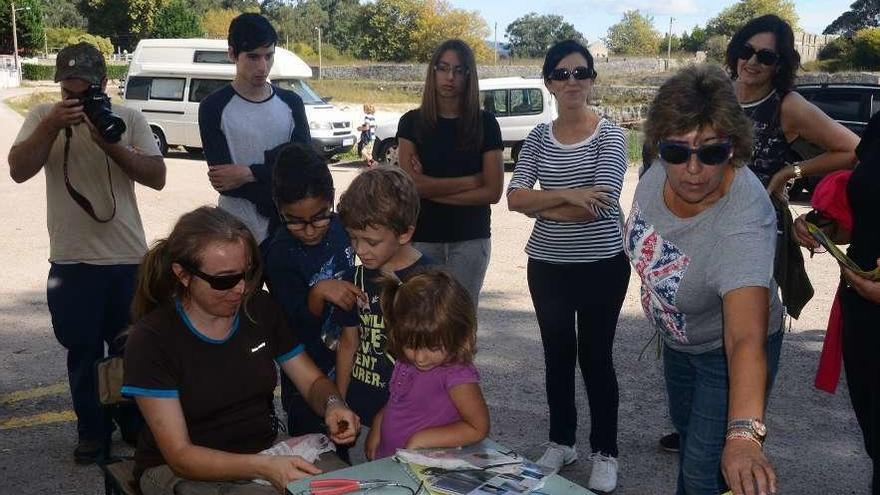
[315,26,322,79]
[11,0,20,75]
[494,22,498,66]
[666,17,675,70]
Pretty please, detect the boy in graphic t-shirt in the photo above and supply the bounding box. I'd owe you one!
[333,167,431,430]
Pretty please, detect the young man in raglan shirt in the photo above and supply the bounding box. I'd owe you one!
[199,13,310,262]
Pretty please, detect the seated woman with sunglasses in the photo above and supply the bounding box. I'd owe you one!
[729,14,857,200]
[507,40,630,493]
[122,206,360,495]
[624,64,782,495]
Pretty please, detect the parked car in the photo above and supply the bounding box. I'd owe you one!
[372,77,556,166]
[789,82,880,197]
[121,38,357,157]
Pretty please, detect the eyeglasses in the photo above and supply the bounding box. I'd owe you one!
[434,63,469,77]
[178,261,248,291]
[736,44,779,66]
[658,140,733,166]
[280,210,334,231]
[548,66,597,82]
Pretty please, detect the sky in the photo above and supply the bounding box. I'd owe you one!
[450,0,854,43]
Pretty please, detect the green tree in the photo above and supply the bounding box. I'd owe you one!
[852,27,880,68]
[412,0,491,62]
[658,33,681,55]
[606,10,661,55]
[0,0,45,54]
[704,34,730,61]
[505,12,585,58]
[152,0,203,38]
[202,7,239,38]
[45,25,84,50]
[825,0,880,36]
[680,25,708,52]
[41,0,86,28]
[78,0,163,46]
[65,31,113,56]
[357,0,421,61]
[263,0,328,47]
[316,0,362,55]
[705,0,798,38]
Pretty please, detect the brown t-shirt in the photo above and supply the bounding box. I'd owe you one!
[12,103,160,264]
[122,291,301,476]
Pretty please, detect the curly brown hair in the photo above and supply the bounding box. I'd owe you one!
[643,64,753,168]
[382,269,476,364]
[337,165,420,235]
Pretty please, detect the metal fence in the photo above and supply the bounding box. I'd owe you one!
[0,55,20,89]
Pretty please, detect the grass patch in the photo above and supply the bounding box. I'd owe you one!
[309,79,421,105]
[6,91,60,116]
[626,128,644,166]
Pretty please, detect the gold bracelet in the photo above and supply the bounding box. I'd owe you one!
[726,429,763,448]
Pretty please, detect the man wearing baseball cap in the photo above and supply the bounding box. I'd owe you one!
[8,42,166,464]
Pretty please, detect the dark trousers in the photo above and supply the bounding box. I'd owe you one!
[47,263,142,442]
[841,285,880,494]
[526,253,630,456]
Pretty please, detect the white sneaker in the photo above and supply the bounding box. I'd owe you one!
[535,442,577,473]
[587,452,618,493]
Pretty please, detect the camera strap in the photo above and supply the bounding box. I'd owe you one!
[63,127,117,223]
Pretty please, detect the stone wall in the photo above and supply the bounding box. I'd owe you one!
[794,31,837,64]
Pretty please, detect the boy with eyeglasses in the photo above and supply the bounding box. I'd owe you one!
[265,143,362,439]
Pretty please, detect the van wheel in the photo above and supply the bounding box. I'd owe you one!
[377,138,399,167]
[512,141,523,165]
[151,126,168,156]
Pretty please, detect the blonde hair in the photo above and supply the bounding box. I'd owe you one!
[337,166,420,235]
[382,269,476,364]
[363,103,375,114]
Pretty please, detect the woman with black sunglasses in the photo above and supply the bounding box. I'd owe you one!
[625,64,782,495]
[121,206,360,494]
[507,40,629,493]
[727,15,857,201]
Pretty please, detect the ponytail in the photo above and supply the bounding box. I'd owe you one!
[131,238,177,322]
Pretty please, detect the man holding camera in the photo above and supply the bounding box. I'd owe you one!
[8,42,165,464]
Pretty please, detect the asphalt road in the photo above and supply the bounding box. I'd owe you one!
[0,88,872,494]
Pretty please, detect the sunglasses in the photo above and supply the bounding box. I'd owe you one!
[434,63,469,77]
[280,210,334,232]
[548,66,597,82]
[736,44,779,66]
[178,261,248,291]
[658,140,733,166]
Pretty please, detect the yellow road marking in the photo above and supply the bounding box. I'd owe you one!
[0,382,67,405]
[0,410,76,430]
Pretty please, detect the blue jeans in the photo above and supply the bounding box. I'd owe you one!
[47,263,141,442]
[664,330,783,495]
[413,238,491,306]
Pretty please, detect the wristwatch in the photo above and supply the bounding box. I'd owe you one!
[792,163,803,180]
[325,394,347,413]
[727,418,768,443]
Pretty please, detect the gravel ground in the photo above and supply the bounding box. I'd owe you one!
[0,88,872,494]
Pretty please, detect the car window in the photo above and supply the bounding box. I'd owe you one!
[189,79,228,103]
[872,92,880,118]
[509,88,543,116]
[480,90,508,116]
[810,91,866,122]
[145,78,185,101]
[125,76,151,100]
[194,51,232,64]
[273,79,325,105]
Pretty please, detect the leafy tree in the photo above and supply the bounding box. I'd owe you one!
[65,31,113,56]
[41,0,86,28]
[505,12,584,58]
[658,33,681,55]
[152,0,203,38]
[852,27,880,68]
[412,0,491,62]
[704,34,730,61]
[0,0,45,54]
[45,26,85,50]
[78,0,163,46]
[223,0,259,12]
[606,10,661,55]
[680,25,708,52]
[818,35,855,61]
[705,0,798,38]
[824,0,880,36]
[316,0,362,54]
[357,0,421,61]
[263,0,328,47]
[202,7,239,38]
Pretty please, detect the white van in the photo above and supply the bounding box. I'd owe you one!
[372,77,556,165]
[122,38,357,157]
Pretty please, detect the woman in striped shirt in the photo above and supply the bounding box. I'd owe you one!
[506,40,630,493]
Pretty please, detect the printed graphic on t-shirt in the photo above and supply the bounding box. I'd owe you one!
[625,202,690,343]
[310,247,356,348]
[352,267,394,389]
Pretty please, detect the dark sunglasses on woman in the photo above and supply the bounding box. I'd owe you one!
[658,140,733,166]
[549,66,597,81]
[736,44,779,66]
[178,261,249,291]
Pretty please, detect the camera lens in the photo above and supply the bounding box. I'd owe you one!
[83,85,126,143]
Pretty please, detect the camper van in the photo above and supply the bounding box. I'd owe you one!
[122,38,357,157]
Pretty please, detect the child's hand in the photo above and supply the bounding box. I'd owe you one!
[365,424,381,460]
[325,405,360,445]
[316,280,365,311]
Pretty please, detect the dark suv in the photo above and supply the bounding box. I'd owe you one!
[789,83,880,197]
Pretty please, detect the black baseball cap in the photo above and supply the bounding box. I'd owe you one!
[54,42,106,85]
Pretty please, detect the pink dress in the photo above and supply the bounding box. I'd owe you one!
[375,361,480,459]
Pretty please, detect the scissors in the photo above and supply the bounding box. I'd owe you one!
[309,478,406,494]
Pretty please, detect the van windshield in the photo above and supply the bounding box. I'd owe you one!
[273,79,325,105]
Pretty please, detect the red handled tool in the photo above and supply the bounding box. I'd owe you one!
[308,478,407,494]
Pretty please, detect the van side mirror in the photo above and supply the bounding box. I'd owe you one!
[323,96,333,102]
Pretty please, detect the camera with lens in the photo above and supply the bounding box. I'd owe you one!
[81,84,126,143]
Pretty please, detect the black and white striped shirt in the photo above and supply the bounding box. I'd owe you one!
[507,119,628,263]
